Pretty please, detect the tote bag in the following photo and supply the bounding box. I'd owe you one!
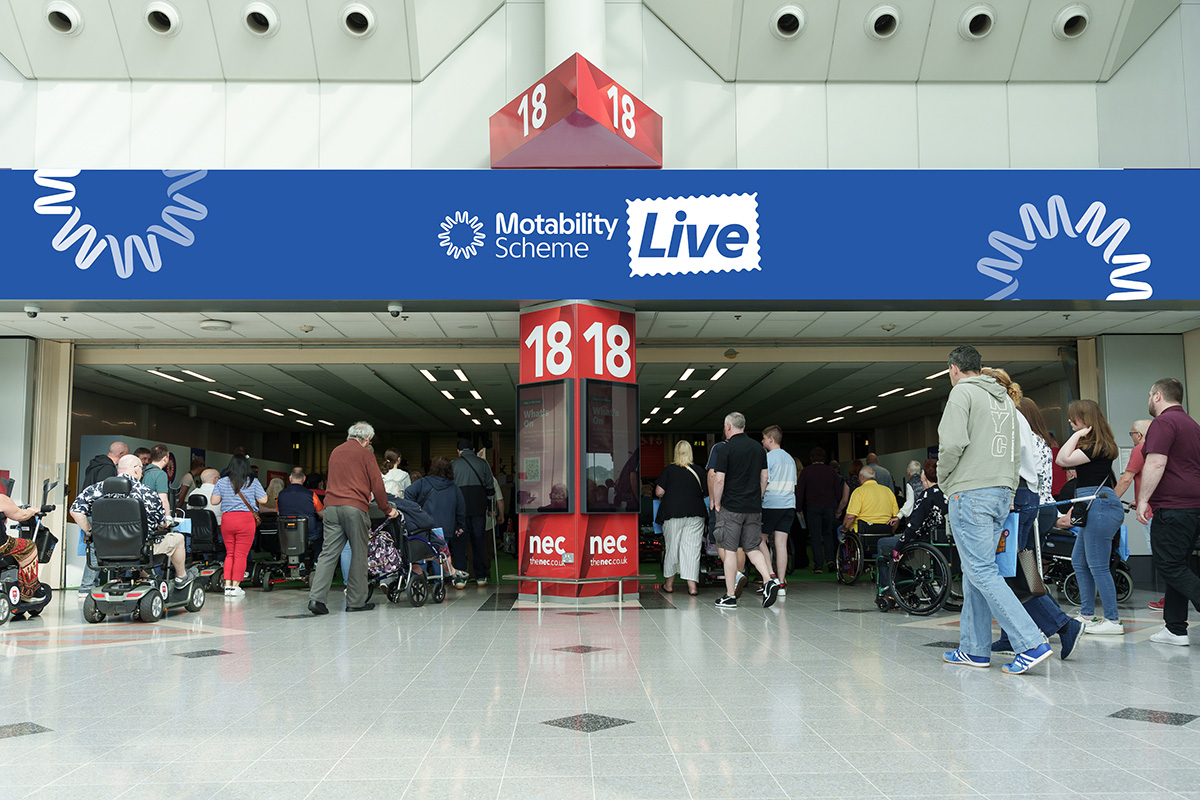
[994,511,1019,578]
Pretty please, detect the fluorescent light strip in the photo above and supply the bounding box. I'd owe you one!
[642,418,651,424]
[454,369,468,382]
[493,419,502,425]
[296,419,313,427]
[878,388,904,397]
[420,369,436,382]
[471,418,481,426]
[469,390,481,400]
[857,405,877,413]
[147,369,184,383]
[208,391,235,400]
[925,368,950,380]
[237,390,263,400]
[806,416,823,423]
[484,407,494,416]
[680,368,694,381]
[827,416,844,423]
[440,390,454,400]
[835,405,853,413]
[650,407,660,415]
[182,369,215,383]
[663,417,673,424]
[263,408,284,417]
[665,390,676,399]
[710,368,728,381]
[673,407,684,415]
[691,389,705,399]
[459,407,471,416]
[288,408,307,417]
[906,387,934,397]
[318,420,335,427]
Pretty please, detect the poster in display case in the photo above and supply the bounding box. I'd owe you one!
[581,379,640,514]
[517,380,573,514]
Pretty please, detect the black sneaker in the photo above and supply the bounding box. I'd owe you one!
[762,578,780,609]
[715,594,737,609]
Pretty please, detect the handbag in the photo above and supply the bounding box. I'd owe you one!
[1006,513,1047,604]
[234,485,261,525]
[994,511,1018,578]
[1069,471,1117,527]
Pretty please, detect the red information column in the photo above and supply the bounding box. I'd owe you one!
[517,302,639,601]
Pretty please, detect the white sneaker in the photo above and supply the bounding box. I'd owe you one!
[226,586,245,598]
[777,586,786,596]
[1150,627,1190,646]
[1085,618,1124,635]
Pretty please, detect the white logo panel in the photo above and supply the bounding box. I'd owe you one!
[627,193,760,277]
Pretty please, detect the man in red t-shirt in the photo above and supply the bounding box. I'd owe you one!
[1138,379,1200,646]
[1116,419,1160,608]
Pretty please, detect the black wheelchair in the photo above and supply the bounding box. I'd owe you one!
[82,477,206,623]
[835,522,894,586]
[184,494,225,593]
[878,526,962,616]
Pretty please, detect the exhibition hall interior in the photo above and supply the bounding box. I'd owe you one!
[5,0,1200,798]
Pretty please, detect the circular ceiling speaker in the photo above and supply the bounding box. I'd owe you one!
[340,2,377,39]
[959,4,995,41]
[1053,3,1090,41]
[45,1,84,36]
[865,4,901,41]
[770,4,806,41]
[144,1,181,37]
[242,1,280,38]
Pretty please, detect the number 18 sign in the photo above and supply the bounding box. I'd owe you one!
[490,53,663,169]
[519,303,636,385]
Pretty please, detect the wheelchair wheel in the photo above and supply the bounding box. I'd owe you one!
[208,572,224,593]
[408,572,429,607]
[82,594,105,624]
[890,543,951,617]
[387,583,404,604]
[1114,568,1133,603]
[185,585,206,613]
[0,593,10,626]
[1063,572,1081,607]
[836,534,863,585]
[943,576,963,612]
[138,591,164,623]
[261,572,274,592]
[433,581,446,604]
[875,595,891,612]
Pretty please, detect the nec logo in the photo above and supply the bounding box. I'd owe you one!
[627,193,761,277]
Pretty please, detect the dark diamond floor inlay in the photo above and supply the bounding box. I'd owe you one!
[1109,707,1199,726]
[174,649,232,659]
[554,645,610,654]
[923,641,963,648]
[542,713,634,733]
[0,722,52,740]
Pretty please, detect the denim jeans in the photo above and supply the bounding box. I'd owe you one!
[805,506,837,567]
[950,486,1044,657]
[1070,487,1123,621]
[998,488,1070,642]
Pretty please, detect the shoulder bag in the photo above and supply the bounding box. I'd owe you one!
[1069,470,1116,527]
[234,484,261,525]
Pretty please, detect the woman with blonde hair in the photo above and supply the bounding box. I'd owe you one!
[264,477,285,511]
[655,440,708,595]
[1057,397,1124,634]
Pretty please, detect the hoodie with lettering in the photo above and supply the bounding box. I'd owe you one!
[936,374,1020,497]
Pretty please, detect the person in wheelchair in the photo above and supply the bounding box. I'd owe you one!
[842,465,900,542]
[0,492,49,603]
[69,455,197,588]
[876,459,946,590]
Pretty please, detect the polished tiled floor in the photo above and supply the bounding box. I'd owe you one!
[2,580,1200,800]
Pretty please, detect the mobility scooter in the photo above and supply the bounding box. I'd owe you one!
[0,478,57,624]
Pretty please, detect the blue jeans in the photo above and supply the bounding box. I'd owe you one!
[950,487,1043,658]
[998,488,1070,642]
[1071,486,1124,621]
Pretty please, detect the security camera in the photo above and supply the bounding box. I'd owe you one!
[388,302,404,318]
[24,305,41,319]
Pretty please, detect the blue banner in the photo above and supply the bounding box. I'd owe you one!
[1,168,1187,302]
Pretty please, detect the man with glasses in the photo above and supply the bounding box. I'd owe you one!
[1115,419,1160,610]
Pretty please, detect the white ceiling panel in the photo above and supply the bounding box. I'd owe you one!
[798,311,882,337]
[9,0,130,79]
[111,0,224,80]
[828,0,937,82]
[697,311,770,337]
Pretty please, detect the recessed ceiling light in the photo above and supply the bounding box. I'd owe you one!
[459,407,471,416]
[668,324,688,329]
[650,407,660,415]
[493,419,502,425]
[458,325,478,330]
[673,407,684,414]
[691,389,705,399]
[835,405,853,413]
[642,418,651,424]
[208,391,235,400]
[182,369,215,383]
[198,319,231,331]
[147,369,183,383]
[264,408,284,416]
[237,390,263,400]
[441,390,454,400]
[318,419,335,427]
[926,368,950,380]
[827,416,844,423]
[680,368,694,381]
[454,369,468,382]
[133,325,154,330]
[296,419,313,427]
[980,323,1004,329]
[857,405,877,413]
[878,388,904,397]
[807,416,823,423]
[420,369,437,382]
[288,408,307,417]
[470,390,481,400]
[484,407,494,416]
[663,417,673,424]
[710,368,728,381]
[471,418,481,425]
[906,387,934,397]
[665,390,676,399]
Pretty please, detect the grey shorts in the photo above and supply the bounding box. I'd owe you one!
[714,510,763,553]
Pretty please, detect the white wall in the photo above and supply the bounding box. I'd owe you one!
[0,2,1196,170]
[0,338,35,502]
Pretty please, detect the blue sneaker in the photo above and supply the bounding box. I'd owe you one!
[1002,642,1052,674]
[1059,618,1083,660]
[943,649,990,668]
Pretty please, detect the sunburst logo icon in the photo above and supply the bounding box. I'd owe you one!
[438,211,486,259]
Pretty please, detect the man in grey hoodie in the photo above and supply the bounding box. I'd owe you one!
[937,345,1051,675]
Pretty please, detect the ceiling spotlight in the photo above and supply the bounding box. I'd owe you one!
[711,368,728,381]
[880,323,897,332]
[770,4,806,41]
[339,1,376,39]
[299,325,314,334]
[865,3,901,41]
[723,349,739,359]
[46,1,84,36]
[242,1,280,37]
[199,319,232,332]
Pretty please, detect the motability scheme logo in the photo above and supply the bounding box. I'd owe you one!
[976,194,1152,300]
[437,209,618,260]
[32,170,207,279]
[626,192,761,277]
